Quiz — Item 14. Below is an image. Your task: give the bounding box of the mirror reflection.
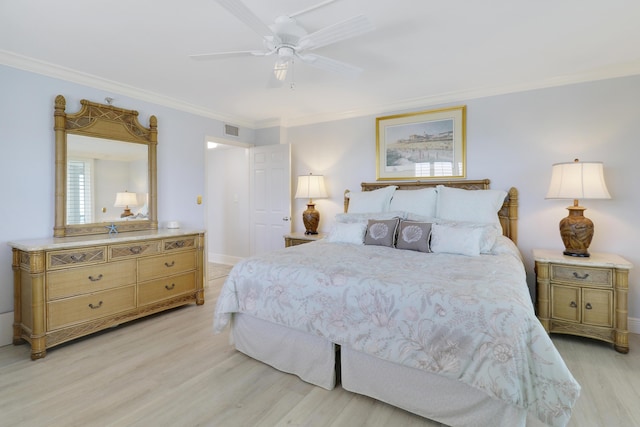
[67,135,149,225]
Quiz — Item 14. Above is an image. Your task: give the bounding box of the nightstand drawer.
[550,264,612,287]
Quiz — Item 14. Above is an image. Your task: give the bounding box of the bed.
[213,179,580,427]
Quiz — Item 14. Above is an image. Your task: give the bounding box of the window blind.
[67,159,94,224]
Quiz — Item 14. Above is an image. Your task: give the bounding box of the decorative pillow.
[430,223,484,256]
[396,220,432,253]
[436,185,507,225]
[364,218,400,247]
[389,188,438,218]
[326,222,367,245]
[335,211,407,224]
[347,186,397,213]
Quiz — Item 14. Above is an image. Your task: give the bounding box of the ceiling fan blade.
[215,0,279,42]
[297,53,362,77]
[189,50,268,60]
[297,15,374,51]
[288,0,339,19]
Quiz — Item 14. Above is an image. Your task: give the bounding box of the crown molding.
[0,50,256,129]
[3,49,640,130]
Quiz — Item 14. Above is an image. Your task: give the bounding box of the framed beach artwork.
[376,105,466,180]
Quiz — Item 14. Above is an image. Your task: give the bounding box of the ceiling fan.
[190,0,375,86]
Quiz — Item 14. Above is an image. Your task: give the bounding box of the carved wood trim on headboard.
[343,179,518,244]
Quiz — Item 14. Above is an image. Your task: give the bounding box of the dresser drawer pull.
[165,283,176,291]
[88,274,103,282]
[569,301,577,308]
[88,301,103,309]
[129,246,143,254]
[176,241,185,248]
[585,303,593,310]
[572,272,589,280]
[165,261,175,268]
[70,254,86,262]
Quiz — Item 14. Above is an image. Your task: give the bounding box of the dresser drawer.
[47,285,136,330]
[163,236,197,252]
[47,247,106,270]
[138,272,196,306]
[137,251,196,282]
[550,264,612,287]
[47,259,137,300]
[109,240,161,260]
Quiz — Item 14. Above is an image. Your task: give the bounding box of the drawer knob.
[176,241,185,248]
[570,301,577,308]
[585,302,593,310]
[129,246,142,254]
[573,272,589,280]
[165,261,175,268]
[88,301,103,309]
[165,283,176,291]
[88,274,103,282]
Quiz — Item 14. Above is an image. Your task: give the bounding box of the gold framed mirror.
[54,95,158,237]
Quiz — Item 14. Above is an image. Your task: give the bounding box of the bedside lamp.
[546,159,611,257]
[295,173,328,235]
[114,191,138,218]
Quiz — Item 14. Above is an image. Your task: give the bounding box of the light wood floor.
[1,275,639,427]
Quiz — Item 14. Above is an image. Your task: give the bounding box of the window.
[67,159,94,224]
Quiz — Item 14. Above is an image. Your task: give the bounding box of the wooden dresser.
[10,229,205,359]
[534,249,632,353]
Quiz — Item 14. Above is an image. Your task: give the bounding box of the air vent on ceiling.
[224,124,239,137]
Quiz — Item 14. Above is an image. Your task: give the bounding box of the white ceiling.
[2,0,640,128]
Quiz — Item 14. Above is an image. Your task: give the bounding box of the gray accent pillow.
[396,220,432,253]
[364,218,399,247]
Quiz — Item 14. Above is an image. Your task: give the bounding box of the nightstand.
[284,232,326,247]
[533,249,632,353]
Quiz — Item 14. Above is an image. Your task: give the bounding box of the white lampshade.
[114,191,138,207]
[546,160,611,200]
[295,174,328,200]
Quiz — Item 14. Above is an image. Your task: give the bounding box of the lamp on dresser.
[295,173,328,235]
[114,191,138,218]
[545,158,611,257]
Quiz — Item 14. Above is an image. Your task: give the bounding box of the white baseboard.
[208,252,243,266]
[629,317,640,335]
[0,311,14,347]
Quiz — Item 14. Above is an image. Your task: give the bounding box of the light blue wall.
[0,64,254,315]
[287,75,640,320]
[2,63,640,328]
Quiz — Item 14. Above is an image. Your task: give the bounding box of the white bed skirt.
[232,313,336,390]
[341,346,547,427]
[231,314,547,427]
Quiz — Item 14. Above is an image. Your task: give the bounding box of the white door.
[250,144,291,255]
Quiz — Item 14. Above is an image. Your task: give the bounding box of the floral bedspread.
[214,237,580,427]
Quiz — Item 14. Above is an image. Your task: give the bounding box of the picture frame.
[376,105,466,180]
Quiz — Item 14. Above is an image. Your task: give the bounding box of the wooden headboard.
[344,179,518,244]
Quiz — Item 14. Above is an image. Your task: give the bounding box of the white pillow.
[435,220,501,253]
[430,223,484,256]
[436,185,507,225]
[335,211,407,224]
[389,188,437,217]
[326,222,367,244]
[347,186,397,213]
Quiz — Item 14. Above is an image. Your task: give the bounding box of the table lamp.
[114,191,138,218]
[546,159,611,257]
[295,173,327,235]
